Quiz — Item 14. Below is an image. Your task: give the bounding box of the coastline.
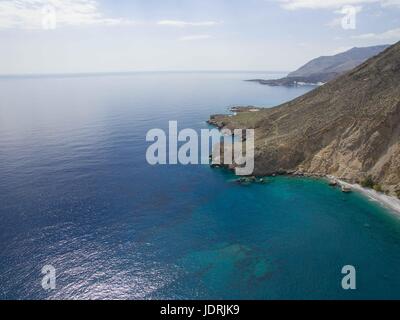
[283,172,400,216]
[286,173,400,216]
[207,111,400,217]
[335,178,400,217]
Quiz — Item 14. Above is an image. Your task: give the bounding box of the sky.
[0,0,399,74]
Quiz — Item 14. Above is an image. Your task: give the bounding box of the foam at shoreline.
[336,179,400,216]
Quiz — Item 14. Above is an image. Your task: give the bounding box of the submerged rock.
[236,176,267,185]
[257,178,267,184]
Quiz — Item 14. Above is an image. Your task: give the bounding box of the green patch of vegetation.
[396,191,400,199]
[360,176,384,193]
[360,176,375,189]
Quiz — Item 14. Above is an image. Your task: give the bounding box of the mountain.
[209,42,400,197]
[247,45,390,87]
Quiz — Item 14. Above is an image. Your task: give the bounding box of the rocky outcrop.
[209,42,400,197]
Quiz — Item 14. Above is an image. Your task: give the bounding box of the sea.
[1,71,400,300]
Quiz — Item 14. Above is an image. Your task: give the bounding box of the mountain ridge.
[247,44,390,87]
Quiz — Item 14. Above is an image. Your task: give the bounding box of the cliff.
[210,42,400,197]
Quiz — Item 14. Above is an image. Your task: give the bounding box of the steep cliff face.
[210,42,400,196]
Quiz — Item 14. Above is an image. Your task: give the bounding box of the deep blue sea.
[1,72,400,300]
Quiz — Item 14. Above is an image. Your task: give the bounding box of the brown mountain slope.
[209,41,400,196]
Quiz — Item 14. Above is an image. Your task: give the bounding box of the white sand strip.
[337,179,400,216]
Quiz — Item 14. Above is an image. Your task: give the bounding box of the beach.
[337,179,400,216]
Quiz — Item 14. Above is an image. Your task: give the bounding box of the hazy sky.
[0,0,399,74]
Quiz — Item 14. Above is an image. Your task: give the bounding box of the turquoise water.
[1,72,400,300]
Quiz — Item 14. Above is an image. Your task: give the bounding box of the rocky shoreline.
[208,42,400,200]
[207,93,400,214]
[208,109,353,179]
[246,77,325,87]
[207,137,400,214]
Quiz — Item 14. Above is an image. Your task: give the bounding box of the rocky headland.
[247,45,390,87]
[209,42,400,198]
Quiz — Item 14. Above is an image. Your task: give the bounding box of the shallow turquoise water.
[0,72,399,299]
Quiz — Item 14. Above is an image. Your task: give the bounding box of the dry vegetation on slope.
[209,42,400,196]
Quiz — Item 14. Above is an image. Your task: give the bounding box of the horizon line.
[0,70,289,79]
